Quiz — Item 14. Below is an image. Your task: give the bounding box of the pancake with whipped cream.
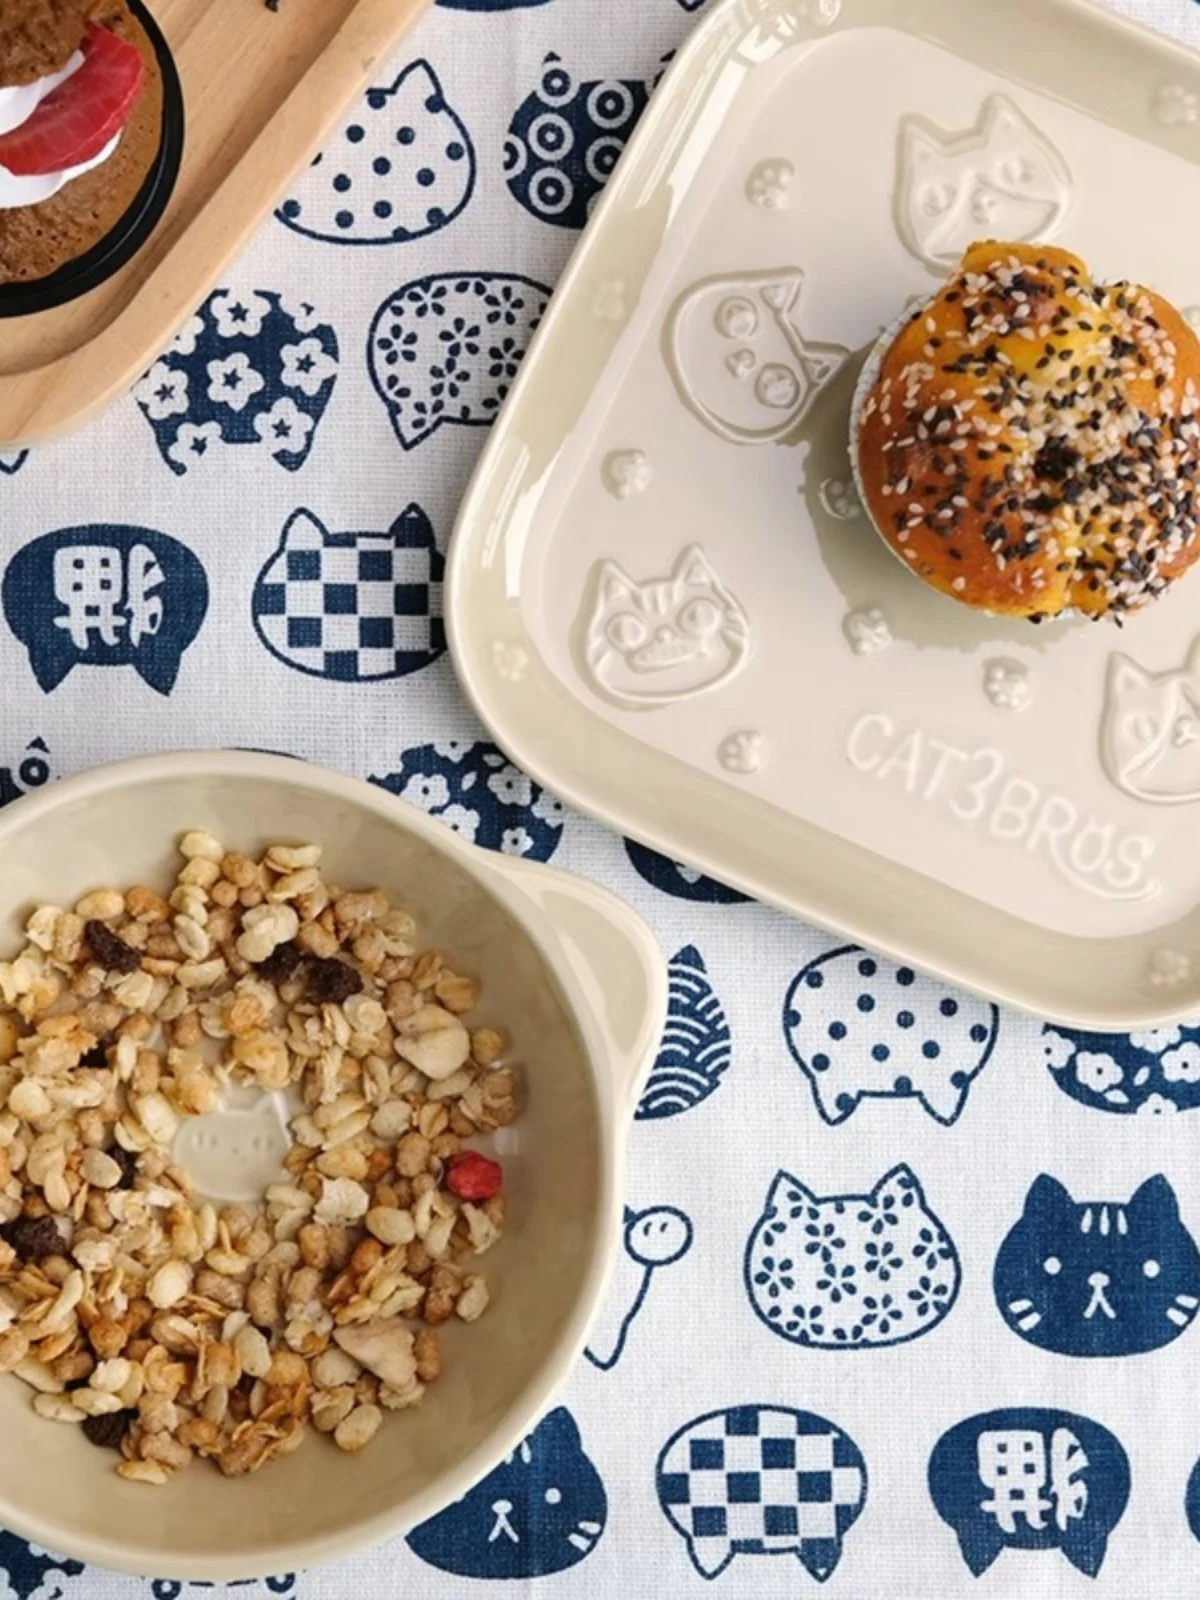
[0,2,163,286]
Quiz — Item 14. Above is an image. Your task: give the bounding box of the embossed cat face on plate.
[896,95,1072,273]
[581,546,750,708]
[1101,638,1200,804]
[664,269,847,445]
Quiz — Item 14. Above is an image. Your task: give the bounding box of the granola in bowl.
[0,831,518,1483]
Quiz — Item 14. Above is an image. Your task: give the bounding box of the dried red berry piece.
[84,920,140,975]
[444,1151,503,1202]
[82,1408,136,1451]
[1,1214,63,1260]
[255,940,303,984]
[306,957,362,1004]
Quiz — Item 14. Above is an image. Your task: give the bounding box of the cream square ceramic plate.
[448,0,1200,1030]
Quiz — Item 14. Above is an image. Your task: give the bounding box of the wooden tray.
[0,0,432,450]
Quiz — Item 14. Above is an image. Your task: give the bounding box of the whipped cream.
[0,50,122,212]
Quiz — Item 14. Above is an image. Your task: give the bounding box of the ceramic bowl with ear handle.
[0,749,666,1580]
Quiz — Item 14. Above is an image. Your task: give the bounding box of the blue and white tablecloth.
[3,0,1200,1594]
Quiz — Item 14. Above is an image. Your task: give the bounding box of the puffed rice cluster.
[0,831,517,1482]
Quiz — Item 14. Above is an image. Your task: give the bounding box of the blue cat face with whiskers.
[994,1174,1200,1357]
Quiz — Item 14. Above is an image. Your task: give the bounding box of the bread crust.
[0,1,95,86]
[0,1,162,286]
[855,241,1200,621]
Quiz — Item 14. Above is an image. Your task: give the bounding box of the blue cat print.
[151,1579,297,1599]
[134,290,338,474]
[745,1163,961,1349]
[624,840,751,903]
[370,742,564,860]
[994,1174,1200,1356]
[586,1204,693,1370]
[277,60,475,245]
[0,737,52,808]
[408,1408,606,1578]
[1185,1451,1200,1545]
[783,946,999,1126]
[252,506,445,684]
[439,0,552,7]
[637,946,732,1120]
[0,449,27,475]
[368,272,550,449]
[0,1533,84,1599]
[1044,1022,1200,1116]
[2,526,208,695]
[506,53,653,229]
[930,1409,1130,1578]
[657,1405,868,1582]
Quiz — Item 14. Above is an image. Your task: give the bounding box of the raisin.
[255,940,303,984]
[444,1151,503,1202]
[82,1409,136,1451]
[1,1214,62,1260]
[83,921,140,975]
[80,1040,110,1069]
[305,958,362,1005]
[110,1147,138,1189]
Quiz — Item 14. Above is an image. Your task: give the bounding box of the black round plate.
[0,0,185,320]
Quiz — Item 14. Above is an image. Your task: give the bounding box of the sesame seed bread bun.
[852,241,1200,622]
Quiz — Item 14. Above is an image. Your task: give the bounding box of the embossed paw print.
[819,477,863,521]
[745,157,795,210]
[718,731,764,775]
[983,658,1033,711]
[593,278,628,323]
[1155,83,1199,126]
[602,450,653,500]
[1149,948,1192,988]
[492,641,529,682]
[843,607,892,656]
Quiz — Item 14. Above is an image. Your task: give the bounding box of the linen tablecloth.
[2,0,1200,1594]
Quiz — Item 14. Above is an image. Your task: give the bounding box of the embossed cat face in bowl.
[0,752,664,1580]
[449,0,1200,1027]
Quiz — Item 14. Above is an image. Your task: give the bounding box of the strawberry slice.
[0,25,144,178]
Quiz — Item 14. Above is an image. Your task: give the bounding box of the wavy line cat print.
[638,945,733,1120]
[896,95,1072,273]
[1101,636,1200,804]
[745,1163,962,1349]
[994,1174,1200,1356]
